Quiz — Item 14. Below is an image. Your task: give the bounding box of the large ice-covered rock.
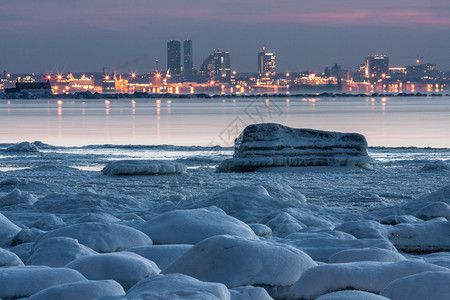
[102,160,187,175]
[217,123,371,172]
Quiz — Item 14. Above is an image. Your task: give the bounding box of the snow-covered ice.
[5,141,40,152]
[217,123,372,172]
[102,159,187,175]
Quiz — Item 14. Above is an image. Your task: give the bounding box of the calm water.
[0,96,449,147]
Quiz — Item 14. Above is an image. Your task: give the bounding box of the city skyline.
[1,0,450,74]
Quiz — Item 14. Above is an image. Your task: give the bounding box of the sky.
[1,0,449,74]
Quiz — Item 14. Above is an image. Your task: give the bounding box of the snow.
[125,273,230,300]
[380,271,450,300]
[415,201,450,220]
[328,247,405,263]
[6,141,40,152]
[0,247,24,266]
[290,260,448,299]
[0,266,87,299]
[28,280,126,300]
[248,223,272,236]
[0,188,38,207]
[163,234,317,288]
[217,123,372,172]
[66,251,161,290]
[421,160,450,170]
[102,159,187,175]
[136,207,257,245]
[37,222,152,252]
[379,214,421,225]
[11,227,45,245]
[27,237,97,267]
[229,286,274,300]
[316,290,389,300]
[0,212,21,246]
[334,220,389,239]
[126,244,192,269]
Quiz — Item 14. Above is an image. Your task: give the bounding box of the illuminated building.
[406,64,437,81]
[258,45,276,77]
[200,49,231,81]
[4,80,51,94]
[365,55,389,80]
[183,39,193,78]
[167,40,181,77]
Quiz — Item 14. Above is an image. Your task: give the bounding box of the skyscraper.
[365,55,389,79]
[183,39,193,78]
[200,49,231,81]
[258,45,276,77]
[167,40,181,77]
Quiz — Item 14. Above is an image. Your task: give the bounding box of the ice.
[125,273,230,300]
[0,247,24,266]
[229,286,274,300]
[248,223,272,237]
[420,252,450,269]
[11,227,45,245]
[0,188,38,207]
[379,214,421,225]
[328,247,405,263]
[75,212,121,224]
[32,214,66,230]
[9,242,34,263]
[66,252,161,290]
[136,207,257,245]
[217,123,372,172]
[380,271,450,300]
[415,201,450,220]
[0,266,87,299]
[290,260,448,299]
[27,237,97,267]
[0,212,21,246]
[421,160,450,170]
[163,234,317,288]
[127,244,192,269]
[334,220,389,239]
[27,280,126,300]
[37,223,152,252]
[6,141,40,152]
[101,159,187,175]
[316,290,389,300]
[265,212,306,237]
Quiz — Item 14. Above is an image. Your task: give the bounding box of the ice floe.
[217,123,372,172]
[136,207,257,244]
[102,159,187,175]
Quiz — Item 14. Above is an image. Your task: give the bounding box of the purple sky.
[1,0,449,74]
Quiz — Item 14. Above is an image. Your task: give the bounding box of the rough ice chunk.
[290,260,448,299]
[217,123,372,172]
[102,159,187,175]
[38,223,152,252]
[66,252,160,290]
[380,271,450,300]
[27,280,125,300]
[0,266,87,299]
[0,188,38,207]
[6,141,40,152]
[163,234,317,288]
[136,207,257,245]
[126,273,230,299]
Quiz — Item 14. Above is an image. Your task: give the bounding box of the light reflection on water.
[0,97,449,148]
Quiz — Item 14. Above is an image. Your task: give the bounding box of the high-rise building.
[365,55,389,79]
[167,40,181,77]
[183,39,193,78]
[258,45,276,77]
[200,49,231,81]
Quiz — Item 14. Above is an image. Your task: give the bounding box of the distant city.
[1,39,449,95]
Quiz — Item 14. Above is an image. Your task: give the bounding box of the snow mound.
[28,280,125,300]
[380,271,450,300]
[32,213,66,230]
[379,214,421,225]
[0,266,86,299]
[0,247,24,266]
[316,290,389,300]
[9,242,34,263]
[291,260,448,299]
[0,177,29,186]
[102,159,187,175]
[421,160,450,170]
[217,123,371,172]
[421,252,450,269]
[126,273,230,299]
[286,238,396,262]
[75,212,120,224]
[0,212,21,246]
[334,220,389,239]
[265,212,305,237]
[136,207,257,245]
[127,244,192,270]
[6,141,40,152]
[329,247,405,263]
[11,228,45,245]
[38,223,152,252]
[415,201,450,220]
[249,223,272,237]
[28,237,97,267]
[190,185,305,223]
[388,219,450,253]
[0,188,38,207]
[230,286,274,300]
[66,252,160,290]
[163,234,317,288]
